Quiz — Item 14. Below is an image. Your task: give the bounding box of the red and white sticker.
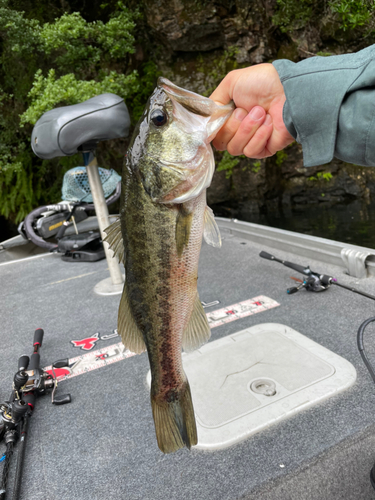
[205,295,279,328]
[45,295,279,381]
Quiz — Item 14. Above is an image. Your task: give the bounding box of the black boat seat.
[31,93,130,159]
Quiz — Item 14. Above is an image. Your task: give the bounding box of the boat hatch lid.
[147,322,356,450]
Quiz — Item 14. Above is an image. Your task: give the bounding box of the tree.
[0,1,157,223]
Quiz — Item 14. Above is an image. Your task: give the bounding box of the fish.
[105,77,234,453]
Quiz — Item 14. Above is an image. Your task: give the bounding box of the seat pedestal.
[85,153,124,295]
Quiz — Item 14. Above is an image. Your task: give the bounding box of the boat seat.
[31,93,130,159]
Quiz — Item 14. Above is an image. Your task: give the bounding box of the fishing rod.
[260,250,375,490]
[259,250,375,301]
[0,329,71,500]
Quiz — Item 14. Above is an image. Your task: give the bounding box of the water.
[2,200,375,250]
[213,200,375,250]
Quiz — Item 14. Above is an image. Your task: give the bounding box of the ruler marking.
[45,295,279,382]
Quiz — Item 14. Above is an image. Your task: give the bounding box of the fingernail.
[233,108,248,122]
[264,114,272,126]
[249,106,265,121]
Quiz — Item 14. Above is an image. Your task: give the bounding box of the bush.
[0,1,157,223]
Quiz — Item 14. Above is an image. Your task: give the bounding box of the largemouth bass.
[105,78,233,453]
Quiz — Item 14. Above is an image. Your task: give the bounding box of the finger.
[243,114,273,159]
[212,107,248,150]
[210,71,238,105]
[226,106,266,156]
[266,128,295,156]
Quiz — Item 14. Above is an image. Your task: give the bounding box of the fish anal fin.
[175,206,193,257]
[104,219,125,265]
[118,286,146,354]
[182,293,211,352]
[203,206,222,248]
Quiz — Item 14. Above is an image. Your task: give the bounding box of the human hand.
[210,63,295,159]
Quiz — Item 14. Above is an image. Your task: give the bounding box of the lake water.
[213,200,375,250]
[2,200,375,250]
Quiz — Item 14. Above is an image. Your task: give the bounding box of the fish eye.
[150,109,167,127]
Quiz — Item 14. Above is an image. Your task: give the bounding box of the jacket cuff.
[273,46,375,167]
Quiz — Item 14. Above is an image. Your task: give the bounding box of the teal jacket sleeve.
[272,45,375,167]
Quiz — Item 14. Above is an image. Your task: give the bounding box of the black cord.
[357,317,375,491]
[357,317,375,385]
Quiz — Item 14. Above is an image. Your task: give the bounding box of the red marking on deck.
[45,295,279,382]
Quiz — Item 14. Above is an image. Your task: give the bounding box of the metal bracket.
[340,248,372,279]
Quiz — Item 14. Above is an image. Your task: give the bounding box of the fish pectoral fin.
[182,293,211,352]
[103,219,125,265]
[118,286,146,354]
[203,206,222,248]
[175,206,193,257]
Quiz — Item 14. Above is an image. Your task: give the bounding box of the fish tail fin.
[151,381,197,454]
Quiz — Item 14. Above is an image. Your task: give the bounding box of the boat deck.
[1,219,375,500]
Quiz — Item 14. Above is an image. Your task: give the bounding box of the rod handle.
[282,261,310,275]
[259,251,276,261]
[33,328,44,348]
[18,356,29,372]
[28,353,40,371]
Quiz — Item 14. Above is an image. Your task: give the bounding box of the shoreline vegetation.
[1,0,375,241]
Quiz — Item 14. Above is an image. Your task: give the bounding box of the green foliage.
[329,0,375,30]
[251,161,262,173]
[308,171,333,182]
[216,151,241,179]
[0,151,40,221]
[20,69,139,125]
[273,0,375,33]
[130,61,161,121]
[272,0,315,32]
[275,150,288,166]
[39,7,139,74]
[316,51,334,57]
[197,46,239,97]
[0,1,157,223]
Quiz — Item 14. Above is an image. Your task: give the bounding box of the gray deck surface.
[1,221,375,500]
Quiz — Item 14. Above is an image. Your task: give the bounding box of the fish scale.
[105,77,234,453]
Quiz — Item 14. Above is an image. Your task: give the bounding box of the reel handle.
[53,359,69,369]
[51,359,72,406]
[52,394,72,405]
[11,400,28,422]
[13,371,28,392]
[22,392,35,410]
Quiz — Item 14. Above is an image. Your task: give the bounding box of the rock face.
[141,0,375,215]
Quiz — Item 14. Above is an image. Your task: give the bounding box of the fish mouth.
[158,77,215,118]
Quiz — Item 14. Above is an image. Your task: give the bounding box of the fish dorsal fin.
[182,293,211,352]
[203,206,222,248]
[175,206,193,257]
[118,286,147,354]
[103,219,125,265]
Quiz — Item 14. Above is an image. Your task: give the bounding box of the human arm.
[210,63,294,159]
[211,45,375,167]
